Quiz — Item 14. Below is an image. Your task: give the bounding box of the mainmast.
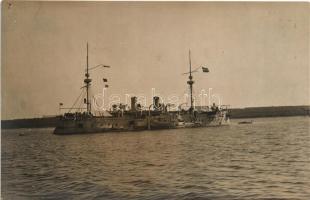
[84,43,92,114]
[187,50,194,112]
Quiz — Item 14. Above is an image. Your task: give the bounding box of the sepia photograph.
[1,1,310,199]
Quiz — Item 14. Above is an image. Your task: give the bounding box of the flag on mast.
[202,67,209,73]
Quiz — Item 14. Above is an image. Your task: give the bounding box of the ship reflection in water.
[2,117,310,199]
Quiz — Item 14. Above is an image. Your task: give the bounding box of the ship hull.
[53,111,229,135]
[54,116,148,135]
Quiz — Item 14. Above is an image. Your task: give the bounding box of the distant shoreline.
[229,105,310,119]
[1,105,309,129]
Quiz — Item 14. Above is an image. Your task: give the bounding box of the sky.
[2,1,309,119]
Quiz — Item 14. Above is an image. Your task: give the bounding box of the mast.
[187,50,194,112]
[84,43,92,114]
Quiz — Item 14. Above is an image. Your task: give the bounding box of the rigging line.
[79,89,87,112]
[69,90,84,112]
[68,89,86,113]
[77,94,85,113]
[182,66,200,75]
[76,90,85,113]
[87,64,110,71]
[89,87,93,113]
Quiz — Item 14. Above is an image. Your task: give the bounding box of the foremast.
[84,43,92,114]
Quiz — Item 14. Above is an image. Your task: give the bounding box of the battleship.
[53,44,230,135]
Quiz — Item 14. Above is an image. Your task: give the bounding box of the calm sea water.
[2,116,310,200]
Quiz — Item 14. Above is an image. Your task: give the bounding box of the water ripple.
[2,117,310,199]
